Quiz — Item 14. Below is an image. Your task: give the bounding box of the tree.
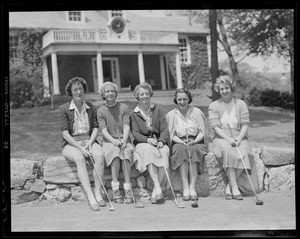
[209,10,220,101]
[226,9,294,96]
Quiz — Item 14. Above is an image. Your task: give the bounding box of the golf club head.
[256,200,264,205]
[135,202,145,208]
[109,207,115,211]
[177,203,185,208]
[191,202,199,208]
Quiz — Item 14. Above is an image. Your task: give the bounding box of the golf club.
[227,123,264,206]
[153,135,185,208]
[185,129,199,208]
[117,129,144,208]
[88,154,115,211]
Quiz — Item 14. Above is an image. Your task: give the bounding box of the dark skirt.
[170,142,207,174]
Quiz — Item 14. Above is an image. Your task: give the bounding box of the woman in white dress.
[208,75,252,200]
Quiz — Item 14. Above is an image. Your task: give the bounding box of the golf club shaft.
[186,129,198,205]
[154,135,182,208]
[117,129,142,207]
[227,124,260,200]
[89,155,115,210]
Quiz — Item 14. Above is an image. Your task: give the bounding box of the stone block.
[267,164,295,192]
[11,158,36,188]
[262,146,294,166]
[238,148,266,196]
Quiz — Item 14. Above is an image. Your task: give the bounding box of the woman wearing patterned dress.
[58,77,106,211]
[166,88,208,201]
[130,82,170,204]
[208,75,252,200]
[97,82,134,204]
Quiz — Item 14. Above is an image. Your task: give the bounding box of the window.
[179,37,190,64]
[9,35,18,63]
[67,11,85,22]
[111,10,123,18]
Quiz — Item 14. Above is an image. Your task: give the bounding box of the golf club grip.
[227,123,236,140]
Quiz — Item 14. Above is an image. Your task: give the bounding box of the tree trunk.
[217,16,241,87]
[289,49,294,97]
[209,10,220,101]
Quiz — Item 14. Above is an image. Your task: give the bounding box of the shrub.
[247,88,294,109]
[10,68,45,108]
[10,75,34,108]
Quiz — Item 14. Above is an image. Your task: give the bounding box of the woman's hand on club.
[147,137,158,146]
[80,146,92,158]
[156,141,164,149]
[120,141,127,150]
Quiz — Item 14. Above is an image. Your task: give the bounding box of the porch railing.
[43,29,179,48]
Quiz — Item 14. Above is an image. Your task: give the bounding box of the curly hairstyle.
[100,82,118,100]
[214,75,236,93]
[173,87,193,104]
[133,82,153,100]
[65,77,88,97]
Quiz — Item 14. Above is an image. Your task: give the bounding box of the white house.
[9,10,210,95]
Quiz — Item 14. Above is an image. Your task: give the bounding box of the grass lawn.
[9,99,295,162]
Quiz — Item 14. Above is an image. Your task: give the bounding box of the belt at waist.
[73,134,90,141]
[179,135,196,140]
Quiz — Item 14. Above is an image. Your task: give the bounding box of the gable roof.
[9,11,209,34]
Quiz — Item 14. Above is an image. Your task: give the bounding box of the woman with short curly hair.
[130,82,170,204]
[97,82,135,204]
[208,75,252,201]
[59,77,106,211]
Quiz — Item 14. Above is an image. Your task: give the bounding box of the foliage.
[10,68,45,108]
[246,88,294,109]
[10,30,46,108]
[17,30,45,73]
[166,38,210,90]
[226,9,293,59]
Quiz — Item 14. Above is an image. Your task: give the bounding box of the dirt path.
[9,191,295,233]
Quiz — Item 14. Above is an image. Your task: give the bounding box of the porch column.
[165,56,170,90]
[51,52,60,95]
[175,51,183,89]
[42,57,50,97]
[159,55,166,90]
[96,51,104,93]
[138,51,145,83]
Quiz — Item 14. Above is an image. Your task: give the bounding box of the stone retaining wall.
[10,146,295,205]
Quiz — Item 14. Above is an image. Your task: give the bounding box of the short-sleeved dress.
[208,98,252,173]
[130,103,170,173]
[97,102,134,166]
[166,106,208,173]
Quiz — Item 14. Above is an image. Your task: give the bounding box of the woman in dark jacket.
[58,77,106,211]
[130,82,170,204]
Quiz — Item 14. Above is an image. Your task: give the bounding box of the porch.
[43,29,179,48]
[42,29,183,97]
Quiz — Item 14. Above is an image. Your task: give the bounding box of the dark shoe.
[113,190,124,204]
[183,195,191,201]
[89,203,100,211]
[96,199,107,207]
[124,190,134,204]
[190,194,198,201]
[156,192,165,204]
[233,194,243,200]
[150,197,157,204]
[225,193,233,200]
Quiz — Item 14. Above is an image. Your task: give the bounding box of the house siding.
[167,35,211,89]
